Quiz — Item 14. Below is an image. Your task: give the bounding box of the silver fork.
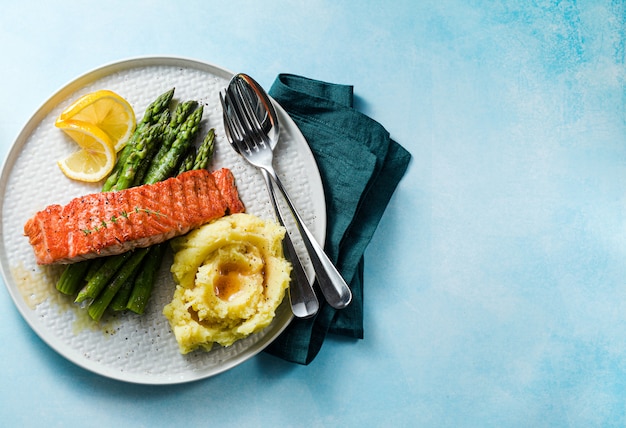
[221,77,352,309]
[221,91,319,319]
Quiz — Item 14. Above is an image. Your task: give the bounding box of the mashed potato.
[163,213,291,354]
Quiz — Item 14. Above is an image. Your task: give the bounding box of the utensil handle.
[268,171,352,309]
[262,170,319,318]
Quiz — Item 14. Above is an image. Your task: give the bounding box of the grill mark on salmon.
[24,169,245,265]
[212,167,246,215]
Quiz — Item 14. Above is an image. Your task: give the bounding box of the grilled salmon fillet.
[24,168,245,265]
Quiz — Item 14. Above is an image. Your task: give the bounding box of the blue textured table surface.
[2,1,625,426]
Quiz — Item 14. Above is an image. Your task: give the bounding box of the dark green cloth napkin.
[263,74,411,365]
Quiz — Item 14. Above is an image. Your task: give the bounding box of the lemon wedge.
[56,89,136,152]
[56,120,117,182]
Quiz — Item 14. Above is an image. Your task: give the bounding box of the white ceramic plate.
[0,57,326,384]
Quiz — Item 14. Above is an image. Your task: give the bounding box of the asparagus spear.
[192,128,215,170]
[75,252,133,303]
[56,260,91,295]
[109,268,140,311]
[88,248,150,321]
[144,101,198,181]
[168,100,198,132]
[102,88,175,192]
[130,87,175,131]
[143,105,204,184]
[137,101,196,186]
[84,258,106,282]
[177,146,196,175]
[112,114,168,191]
[126,244,167,315]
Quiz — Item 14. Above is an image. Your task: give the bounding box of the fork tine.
[220,92,244,146]
[233,79,268,148]
[229,79,269,149]
[228,85,259,150]
[226,88,254,145]
[219,92,238,145]
[222,89,254,154]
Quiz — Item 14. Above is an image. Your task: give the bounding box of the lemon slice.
[56,120,117,182]
[56,89,136,152]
